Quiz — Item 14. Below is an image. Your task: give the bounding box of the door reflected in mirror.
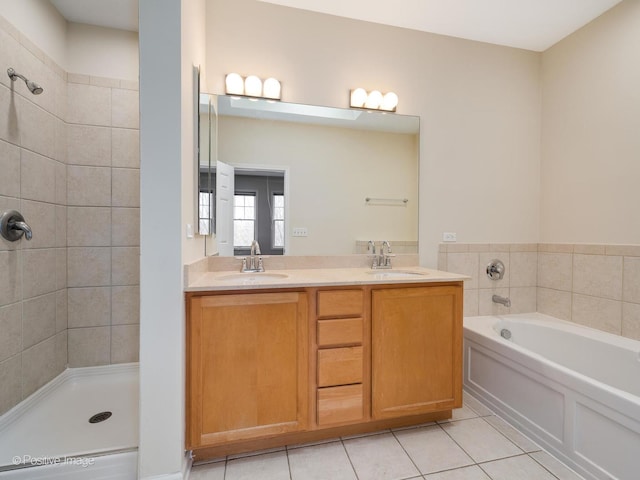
[199,94,419,257]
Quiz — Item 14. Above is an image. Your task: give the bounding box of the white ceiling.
[49,0,622,51]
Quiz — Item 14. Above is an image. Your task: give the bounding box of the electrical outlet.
[443,232,457,242]
[292,227,308,237]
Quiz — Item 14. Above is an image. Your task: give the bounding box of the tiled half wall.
[438,243,640,341]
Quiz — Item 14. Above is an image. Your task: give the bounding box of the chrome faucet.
[241,240,264,272]
[492,294,511,308]
[369,240,395,269]
[0,210,33,242]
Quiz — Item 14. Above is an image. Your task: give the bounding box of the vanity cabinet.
[186,292,309,450]
[186,280,462,459]
[371,286,463,419]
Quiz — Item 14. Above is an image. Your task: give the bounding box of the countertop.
[185,266,468,292]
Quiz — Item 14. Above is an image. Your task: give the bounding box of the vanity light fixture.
[350,88,398,112]
[225,73,281,100]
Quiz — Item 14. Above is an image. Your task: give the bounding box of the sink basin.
[217,272,289,282]
[365,270,426,278]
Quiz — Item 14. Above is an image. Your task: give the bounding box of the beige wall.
[219,116,418,255]
[541,0,640,244]
[205,0,542,267]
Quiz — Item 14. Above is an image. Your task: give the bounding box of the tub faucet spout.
[492,294,511,308]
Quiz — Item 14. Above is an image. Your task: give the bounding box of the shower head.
[7,68,43,95]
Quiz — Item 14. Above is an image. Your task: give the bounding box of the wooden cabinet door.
[187,292,308,448]
[371,285,462,420]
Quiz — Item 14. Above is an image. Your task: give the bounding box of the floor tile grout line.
[339,437,362,480]
[284,448,293,480]
[527,451,570,480]
[390,429,427,478]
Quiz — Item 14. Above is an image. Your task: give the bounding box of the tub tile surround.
[190,392,584,480]
[0,15,139,415]
[439,243,640,340]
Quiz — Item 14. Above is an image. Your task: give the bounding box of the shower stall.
[0,7,140,479]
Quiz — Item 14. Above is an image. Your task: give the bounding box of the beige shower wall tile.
[437,252,447,271]
[510,243,537,252]
[112,286,140,325]
[22,292,56,349]
[623,257,640,304]
[478,253,509,289]
[573,244,606,255]
[56,289,67,333]
[21,199,56,249]
[67,124,111,166]
[55,205,66,248]
[21,149,56,204]
[447,253,479,290]
[509,287,537,314]
[68,287,111,328]
[538,244,574,253]
[55,330,67,372]
[112,168,140,207]
[22,335,58,397]
[0,196,21,251]
[606,245,640,257]
[111,324,139,364]
[572,294,622,335]
[119,79,138,91]
[67,247,111,287]
[54,118,66,164]
[111,88,139,129]
[573,254,622,300]
[67,206,111,247]
[56,247,67,289]
[112,247,140,285]
[67,83,111,126]
[0,250,21,305]
[112,128,139,168]
[91,76,120,88]
[622,303,640,341]
[67,165,111,206]
[510,252,538,287]
[112,208,140,246]
[0,303,21,362]
[463,289,479,317]
[0,84,20,145]
[537,288,571,321]
[22,248,56,299]
[55,161,66,204]
[68,326,110,367]
[538,252,572,291]
[0,355,22,415]
[0,139,20,198]
[19,99,57,159]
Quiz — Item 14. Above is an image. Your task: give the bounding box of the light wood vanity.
[186,268,463,461]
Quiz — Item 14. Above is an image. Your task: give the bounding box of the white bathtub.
[0,363,138,479]
[464,313,640,480]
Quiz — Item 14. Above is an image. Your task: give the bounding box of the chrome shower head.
[7,68,44,95]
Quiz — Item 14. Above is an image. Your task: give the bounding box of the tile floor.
[190,392,584,480]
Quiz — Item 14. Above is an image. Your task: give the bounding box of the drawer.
[317,290,363,318]
[318,346,363,387]
[318,318,363,347]
[317,384,363,425]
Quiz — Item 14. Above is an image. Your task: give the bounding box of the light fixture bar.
[350,88,398,112]
[225,73,281,100]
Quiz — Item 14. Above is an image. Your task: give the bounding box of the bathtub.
[0,363,138,479]
[464,313,640,480]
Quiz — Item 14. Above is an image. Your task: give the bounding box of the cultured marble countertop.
[185,266,468,292]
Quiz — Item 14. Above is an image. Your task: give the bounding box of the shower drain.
[89,411,112,424]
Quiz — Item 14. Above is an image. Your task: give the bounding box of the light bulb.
[244,75,262,97]
[381,92,398,111]
[364,90,383,109]
[263,77,281,99]
[350,88,367,108]
[225,73,244,95]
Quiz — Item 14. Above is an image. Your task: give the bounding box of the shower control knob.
[486,259,505,280]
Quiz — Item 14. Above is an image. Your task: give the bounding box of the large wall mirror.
[198,94,420,257]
